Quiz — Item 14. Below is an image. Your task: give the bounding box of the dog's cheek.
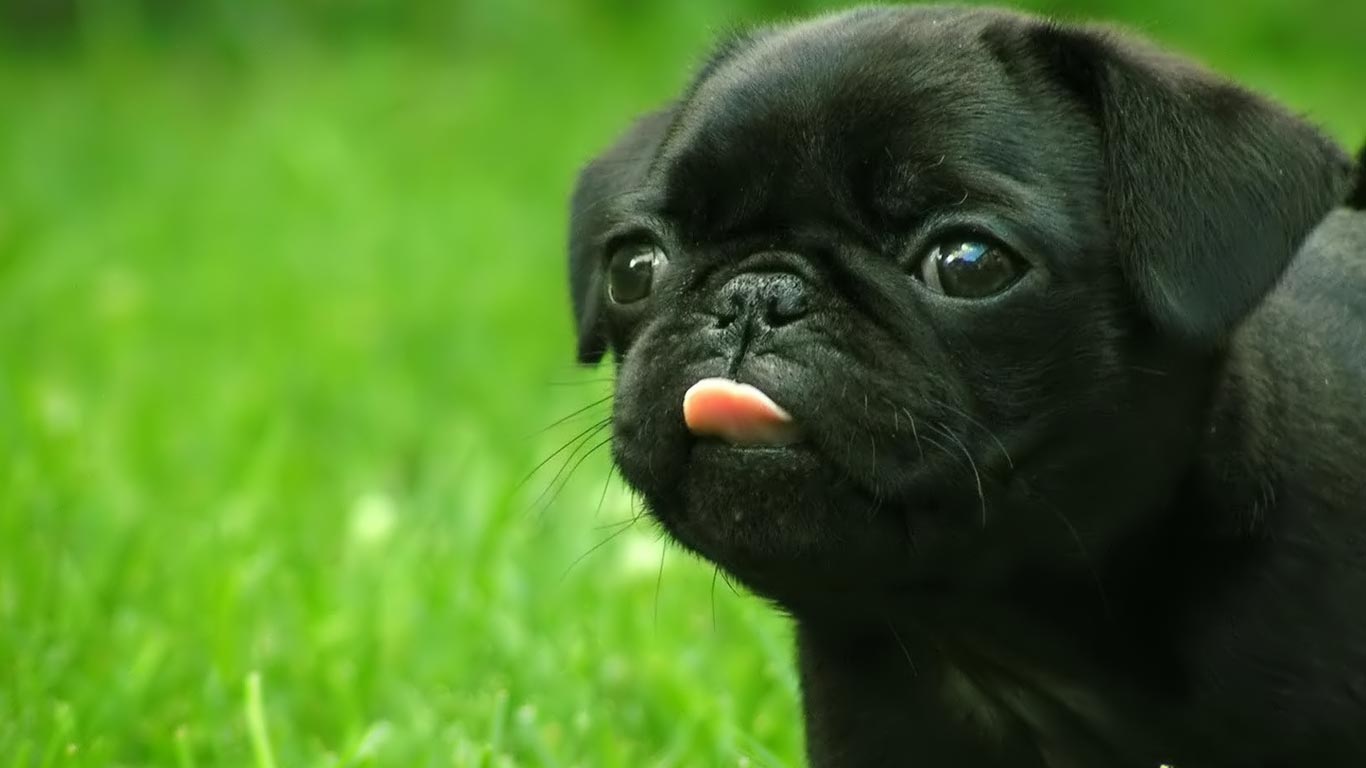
[607,323,699,500]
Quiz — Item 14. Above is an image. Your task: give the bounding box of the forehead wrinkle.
[652,6,1099,248]
[665,8,915,167]
[685,11,873,114]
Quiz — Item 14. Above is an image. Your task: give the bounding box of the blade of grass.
[174,725,197,768]
[244,672,278,768]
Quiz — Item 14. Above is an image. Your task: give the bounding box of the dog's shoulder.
[1235,208,1366,414]
[1218,206,1366,515]
[1279,207,1366,323]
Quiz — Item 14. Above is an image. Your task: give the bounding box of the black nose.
[713,271,813,331]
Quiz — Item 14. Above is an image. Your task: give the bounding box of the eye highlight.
[916,240,1027,298]
[607,244,669,304]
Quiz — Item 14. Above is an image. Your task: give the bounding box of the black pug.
[566,5,1366,767]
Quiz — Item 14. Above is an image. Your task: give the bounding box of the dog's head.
[566,6,1350,614]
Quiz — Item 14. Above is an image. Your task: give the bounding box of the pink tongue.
[683,378,800,446]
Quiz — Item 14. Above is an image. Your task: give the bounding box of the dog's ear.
[568,106,675,365]
[1024,22,1352,345]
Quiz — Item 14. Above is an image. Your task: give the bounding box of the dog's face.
[567,6,1348,614]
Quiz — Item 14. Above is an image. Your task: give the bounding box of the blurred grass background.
[0,1,1361,766]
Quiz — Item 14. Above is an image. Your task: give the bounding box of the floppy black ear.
[567,106,675,365]
[1027,23,1352,345]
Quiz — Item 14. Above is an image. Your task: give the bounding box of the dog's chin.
[644,438,915,601]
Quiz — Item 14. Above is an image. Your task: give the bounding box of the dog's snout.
[713,271,812,330]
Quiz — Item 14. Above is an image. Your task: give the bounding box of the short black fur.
[565,5,1365,767]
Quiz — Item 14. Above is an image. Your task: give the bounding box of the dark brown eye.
[607,245,668,304]
[917,240,1026,298]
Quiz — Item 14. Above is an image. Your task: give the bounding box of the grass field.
[1,2,1362,766]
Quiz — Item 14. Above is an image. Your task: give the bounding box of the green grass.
[0,2,1362,766]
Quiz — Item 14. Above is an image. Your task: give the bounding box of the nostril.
[764,287,810,327]
[763,297,783,327]
[713,293,744,329]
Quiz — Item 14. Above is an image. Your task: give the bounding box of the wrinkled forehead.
[652,10,1094,239]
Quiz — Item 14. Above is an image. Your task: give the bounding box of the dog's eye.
[607,244,668,304]
[917,240,1026,298]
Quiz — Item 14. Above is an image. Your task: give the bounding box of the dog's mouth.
[608,371,954,604]
[669,377,876,575]
[682,377,804,447]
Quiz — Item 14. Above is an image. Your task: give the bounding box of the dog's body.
[567,6,1366,766]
